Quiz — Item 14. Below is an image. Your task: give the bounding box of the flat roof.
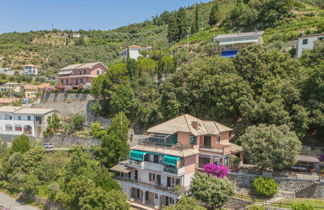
[215,31,264,40]
[0,106,56,115]
[299,33,324,39]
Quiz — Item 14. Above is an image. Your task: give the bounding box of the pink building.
[57,62,107,88]
[111,114,243,209]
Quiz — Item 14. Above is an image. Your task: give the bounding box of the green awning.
[163,155,180,167]
[130,150,146,161]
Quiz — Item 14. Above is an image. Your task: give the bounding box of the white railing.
[144,162,163,172]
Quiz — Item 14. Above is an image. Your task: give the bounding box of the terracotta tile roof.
[24,83,50,90]
[60,62,106,71]
[147,114,232,136]
[131,144,199,157]
[0,98,20,104]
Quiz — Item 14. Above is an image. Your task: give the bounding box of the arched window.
[23,125,32,135]
[5,124,12,131]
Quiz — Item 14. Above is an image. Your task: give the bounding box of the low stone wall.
[223,197,253,210]
[228,173,324,198]
[43,135,100,147]
[0,134,38,142]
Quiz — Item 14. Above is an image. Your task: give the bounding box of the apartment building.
[57,62,107,88]
[111,114,243,209]
[214,31,264,57]
[0,106,56,137]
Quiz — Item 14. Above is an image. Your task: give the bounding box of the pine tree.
[167,15,179,43]
[191,5,199,34]
[209,4,219,26]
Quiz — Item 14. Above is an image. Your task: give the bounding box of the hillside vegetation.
[0,0,322,73]
[0,0,323,146]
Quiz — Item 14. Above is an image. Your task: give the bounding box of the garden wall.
[227,173,324,199]
[43,135,100,147]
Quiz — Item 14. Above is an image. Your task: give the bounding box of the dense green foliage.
[190,172,234,209]
[163,196,206,210]
[291,202,314,210]
[241,124,302,170]
[0,143,128,210]
[11,135,31,154]
[252,177,278,198]
[97,112,130,168]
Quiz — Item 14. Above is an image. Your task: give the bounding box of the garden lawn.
[270,199,324,209]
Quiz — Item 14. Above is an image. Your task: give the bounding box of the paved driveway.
[0,192,39,210]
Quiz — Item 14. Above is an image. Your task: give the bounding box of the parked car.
[43,143,54,149]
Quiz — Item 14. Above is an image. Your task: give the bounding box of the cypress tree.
[209,4,219,26]
[167,15,178,43]
[191,5,199,34]
[177,8,188,40]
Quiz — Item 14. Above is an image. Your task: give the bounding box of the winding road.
[0,192,39,210]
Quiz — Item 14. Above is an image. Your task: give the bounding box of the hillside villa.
[111,114,243,209]
[0,82,22,93]
[214,31,264,57]
[297,33,324,57]
[23,64,38,75]
[0,106,56,137]
[57,62,107,88]
[24,83,50,99]
[121,45,152,60]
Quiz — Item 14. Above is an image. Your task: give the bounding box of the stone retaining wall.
[43,135,100,147]
[228,173,324,198]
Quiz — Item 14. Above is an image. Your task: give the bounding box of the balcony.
[163,167,177,174]
[128,160,144,169]
[143,161,163,172]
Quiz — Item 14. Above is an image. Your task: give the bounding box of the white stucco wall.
[297,35,324,57]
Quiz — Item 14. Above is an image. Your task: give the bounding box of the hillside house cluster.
[111,114,242,209]
[57,62,107,88]
[0,106,56,137]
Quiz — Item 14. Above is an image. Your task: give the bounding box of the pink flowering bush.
[203,164,228,178]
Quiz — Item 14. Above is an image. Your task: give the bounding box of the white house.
[297,33,324,57]
[0,106,56,138]
[214,31,264,57]
[121,45,152,60]
[23,64,38,75]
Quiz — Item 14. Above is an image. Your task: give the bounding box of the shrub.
[203,164,228,178]
[252,177,278,198]
[11,135,31,154]
[292,202,314,210]
[248,204,266,210]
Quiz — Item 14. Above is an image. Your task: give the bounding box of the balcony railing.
[163,167,177,174]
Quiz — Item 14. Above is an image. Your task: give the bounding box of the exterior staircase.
[295,181,319,198]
